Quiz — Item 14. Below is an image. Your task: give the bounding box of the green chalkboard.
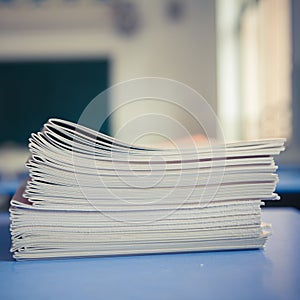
[0,59,110,145]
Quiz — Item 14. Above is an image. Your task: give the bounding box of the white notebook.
[10,118,285,260]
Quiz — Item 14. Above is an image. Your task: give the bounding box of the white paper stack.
[10,118,285,260]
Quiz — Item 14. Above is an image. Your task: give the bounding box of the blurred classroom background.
[0,0,299,210]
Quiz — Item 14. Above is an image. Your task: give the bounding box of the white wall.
[110,0,218,144]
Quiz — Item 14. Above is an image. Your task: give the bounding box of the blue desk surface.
[276,166,300,193]
[0,208,299,300]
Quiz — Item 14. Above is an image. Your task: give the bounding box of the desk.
[276,166,300,194]
[0,208,299,300]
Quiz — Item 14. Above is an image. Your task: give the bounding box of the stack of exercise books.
[10,118,285,260]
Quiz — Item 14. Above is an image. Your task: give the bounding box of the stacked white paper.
[10,118,285,260]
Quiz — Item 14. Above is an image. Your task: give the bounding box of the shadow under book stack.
[10,119,285,260]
